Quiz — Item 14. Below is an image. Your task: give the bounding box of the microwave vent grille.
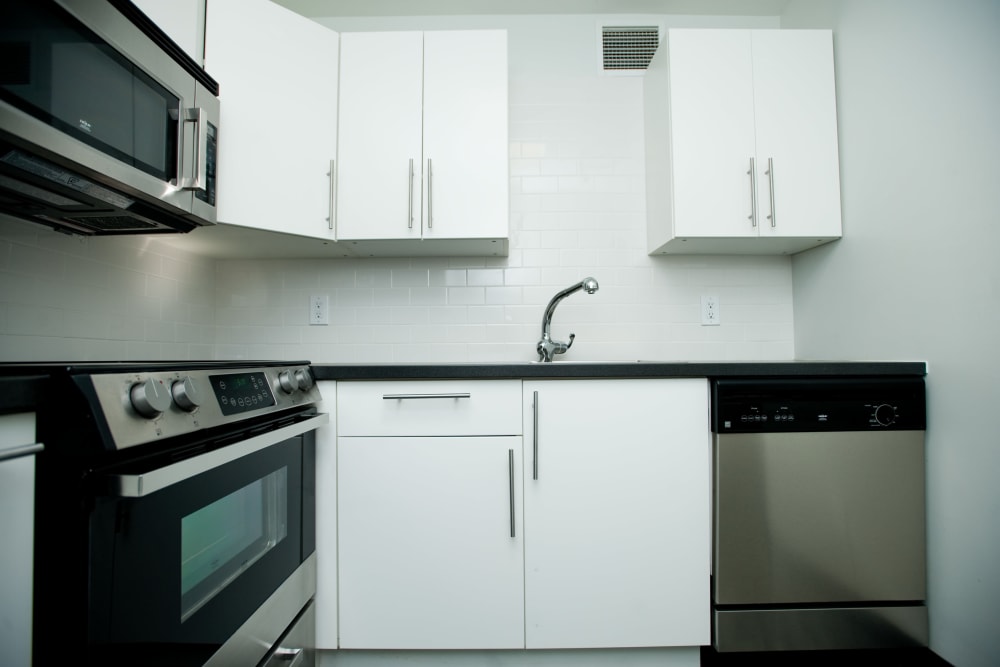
[65,215,161,232]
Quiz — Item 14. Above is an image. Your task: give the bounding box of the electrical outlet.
[701,295,720,326]
[309,294,329,325]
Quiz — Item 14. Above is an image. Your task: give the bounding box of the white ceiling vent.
[600,25,660,73]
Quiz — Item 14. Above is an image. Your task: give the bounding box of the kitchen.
[0,1,997,666]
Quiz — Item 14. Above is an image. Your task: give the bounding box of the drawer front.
[337,380,522,436]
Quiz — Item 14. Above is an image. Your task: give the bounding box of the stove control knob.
[130,378,172,418]
[874,403,897,426]
[171,376,204,412]
[278,370,297,394]
[294,368,314,391]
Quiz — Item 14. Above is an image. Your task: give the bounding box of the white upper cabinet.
[644,29,842,255]
[336,30,509,256]
[205,0,339,239]
[131,0,205,65]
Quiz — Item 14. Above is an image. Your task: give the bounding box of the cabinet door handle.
[508,448,516,538]
[532,390,539,481]
[765,157,776,227]
[747,157,757,228]
[327,159,336,231]
[426,158,433,229]
[381,392,471,400]
[0,442,43,463]
[408,158,415,229]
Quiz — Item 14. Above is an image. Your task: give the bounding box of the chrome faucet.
[536,277,599,362]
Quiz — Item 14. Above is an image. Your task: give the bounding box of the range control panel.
[84,364,321,450]
[712,377,926,433]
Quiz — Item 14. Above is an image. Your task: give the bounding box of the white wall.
[0,215,215,360]
[782,1,1000,666]
[212,12,794,364]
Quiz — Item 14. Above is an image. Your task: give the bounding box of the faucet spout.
[537,277,599,362]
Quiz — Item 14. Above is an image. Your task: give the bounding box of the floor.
[700,646,954,666]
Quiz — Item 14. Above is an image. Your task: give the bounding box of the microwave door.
[184,81,219,224]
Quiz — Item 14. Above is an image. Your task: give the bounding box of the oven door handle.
[107,414,329,498]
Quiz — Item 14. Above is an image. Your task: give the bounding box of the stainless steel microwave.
[0,0,219,235]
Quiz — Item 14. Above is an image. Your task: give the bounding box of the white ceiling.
[271,0,792,18]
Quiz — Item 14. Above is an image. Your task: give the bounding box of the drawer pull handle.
[381,393,472,400]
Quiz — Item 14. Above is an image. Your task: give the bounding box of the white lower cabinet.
[338,435,524,649]
[314,381,338,649]
[331,378,710,650]
[336,380,523,649]
[523,379,711,648]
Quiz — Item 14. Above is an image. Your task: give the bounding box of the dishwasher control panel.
[711,377,926,433]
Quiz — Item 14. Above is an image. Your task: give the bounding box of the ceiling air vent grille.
[601,26,659,71]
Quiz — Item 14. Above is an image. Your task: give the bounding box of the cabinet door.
[336,32,424,241]
[667,29,758,240]
[338,436,524,649]
[205,0,339,238]
[522,379,710,648]
[314,382,337,649]
[131,0,205,65]
[422,31,508,241]
[751,30,843,239]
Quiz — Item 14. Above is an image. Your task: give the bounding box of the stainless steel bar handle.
[181,107,208,191]
[426,158,433,229]
[108,414,330,497]
[532,390,539,480]
[408,158,414,229]
[508,448,516,538]
[274,647,306,667]
[327,159,336,231]
[766,157,776,227]
[381,392,471,400]
[747,157,757,227]
[0,442,44,463]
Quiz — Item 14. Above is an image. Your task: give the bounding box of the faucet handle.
[565,333,575,351]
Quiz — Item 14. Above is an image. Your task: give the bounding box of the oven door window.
[181,466,288,621]
[89,435,307,657]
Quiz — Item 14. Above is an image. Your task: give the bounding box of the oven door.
[87,413,325,666]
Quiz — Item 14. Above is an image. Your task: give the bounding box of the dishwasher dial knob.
[294,368,314,391]
[278,370,297,394]
[874,403,897,426]
[171,376,204,412]
[129,378,172,418]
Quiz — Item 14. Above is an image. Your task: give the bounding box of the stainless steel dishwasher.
[711,377,928,653]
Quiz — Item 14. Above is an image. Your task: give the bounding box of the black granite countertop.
[0,360,927,414]
[312,360,927,381]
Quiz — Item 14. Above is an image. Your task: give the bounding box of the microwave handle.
[181,107,208,191]
[106,413,329,497]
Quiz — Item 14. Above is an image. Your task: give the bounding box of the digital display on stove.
[209,372,276,415]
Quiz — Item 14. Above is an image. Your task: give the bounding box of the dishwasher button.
[874,403,897,426]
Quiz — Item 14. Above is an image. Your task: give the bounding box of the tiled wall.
[0,215,215,361]
[213,69,794,363]
[0,13,795,364]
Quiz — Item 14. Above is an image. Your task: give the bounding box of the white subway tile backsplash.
[0,16,796,364]
[447,287,486,306]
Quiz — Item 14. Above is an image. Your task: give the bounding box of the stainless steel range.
[24,361,326,666]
